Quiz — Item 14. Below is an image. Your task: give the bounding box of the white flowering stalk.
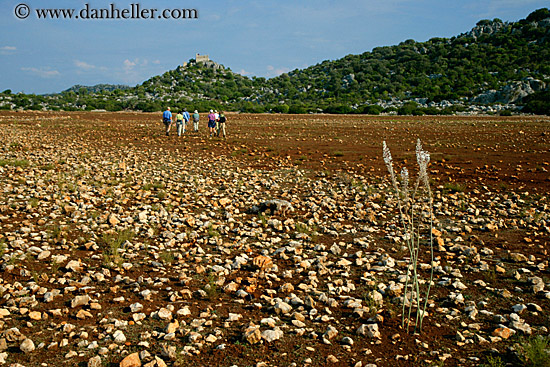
[383,141,398,193]
[400,167,409,205]
[382,139,434,334]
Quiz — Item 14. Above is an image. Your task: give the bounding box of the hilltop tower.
[182,53,221,71]
[195,53,210,63]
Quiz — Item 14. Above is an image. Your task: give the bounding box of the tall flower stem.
[382,139,434,334]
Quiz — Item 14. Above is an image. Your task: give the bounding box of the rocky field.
[0,111,549,367]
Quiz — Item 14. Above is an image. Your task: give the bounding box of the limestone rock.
[357,324,381,339]
[20,338,35,353]
[120,352,141,367]
[244,325,261,344]
[71,295,90,308]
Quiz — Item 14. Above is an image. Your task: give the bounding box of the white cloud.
[266,65,290,77]
[123,59,137,72]
[21,67,60,78]
[1,46,16,55]
[239,68,253,76]
[119,58,152,84]
[74,60,95,71]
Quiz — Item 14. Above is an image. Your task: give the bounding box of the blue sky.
[1,0,547,94]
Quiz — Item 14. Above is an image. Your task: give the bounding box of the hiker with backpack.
[192,110,200,132]
[175,110,184,137]
[162,107,173,136]
[217,111,227,138]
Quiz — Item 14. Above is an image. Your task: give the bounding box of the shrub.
[499,109,513,116]
[526,8,550,22]
[398,101,419,115]
[522,91,550,115]
[519,335,550,367]
[288,105,307,114]
[422,107,441,115]
[272,104,289,113]
[360,105,383,115]
[324,104,353,114]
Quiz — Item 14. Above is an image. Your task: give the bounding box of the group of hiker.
[162,107,227,138]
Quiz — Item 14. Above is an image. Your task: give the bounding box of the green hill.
[63,84,131,94]
[1,8,548,115]
[259,8,549,113]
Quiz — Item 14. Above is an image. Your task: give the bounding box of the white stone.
[261,328,283,342]
[113,330,126,344]
[20,338,35,353]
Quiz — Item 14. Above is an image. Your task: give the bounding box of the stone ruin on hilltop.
[182,53,222,70]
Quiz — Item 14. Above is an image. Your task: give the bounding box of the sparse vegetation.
[40,163,55,171]
[519,335,550,367]
[100,229,135,268]
[207,224,220,238]
[159,250,175,264]
[0,239,7,259]
[50,259,61,274]
[480,355,505,367]
[443,182,466,193]
[258,213,267,228]
[0,159,30,167]
[203,272,220,299]
[47,225,63,242]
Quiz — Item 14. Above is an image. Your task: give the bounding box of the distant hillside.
[1,8,548,115]
[128,58,264,112]
[258,7,549,113]
[63,84,132,94]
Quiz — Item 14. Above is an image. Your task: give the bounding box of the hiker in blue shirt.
[162,107,173,136]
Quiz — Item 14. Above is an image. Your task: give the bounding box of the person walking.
[175,110,184,137]
[214,110,220,136]
[208,109,217,137]
[192,110,200,132]
[217,111,227,138]
[162,107,173,136]
[182,108,191,135]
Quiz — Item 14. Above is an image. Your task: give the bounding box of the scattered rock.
[20,338,35,353]
[119,352,141,367]
[244,325,261,344]
[71,295,90,308]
